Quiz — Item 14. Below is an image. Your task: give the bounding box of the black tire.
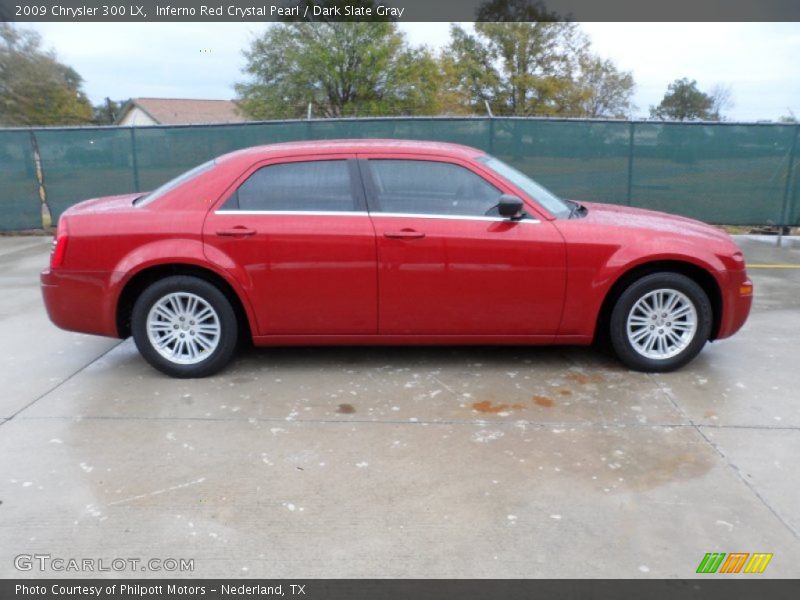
[609,272,712,372]
[131,275,238,378]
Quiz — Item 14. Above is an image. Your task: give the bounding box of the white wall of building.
[118,106,158,126]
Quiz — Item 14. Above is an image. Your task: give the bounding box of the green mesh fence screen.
[34,127,136,222]
[630,123,798,224]
[0,130,41,231]
[492,119,631,205]
[2,118,797,229]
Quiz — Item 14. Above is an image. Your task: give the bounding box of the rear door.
[361,155,566,336]
[203,155,377,336]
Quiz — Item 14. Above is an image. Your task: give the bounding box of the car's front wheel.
[609,272,712,372]
[131,275,238,378]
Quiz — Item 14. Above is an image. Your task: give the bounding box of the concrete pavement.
[0,235,798,578]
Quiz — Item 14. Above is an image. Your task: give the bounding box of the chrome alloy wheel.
[625,288,698,360]
[146,292,221,365]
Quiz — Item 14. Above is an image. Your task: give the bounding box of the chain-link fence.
[1,117,798,231]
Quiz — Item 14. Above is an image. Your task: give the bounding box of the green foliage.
[577,55,635,118]
[442,21,634,117]
[650,78,718,121]
[237,0,632,120]
[235,21,442,119]
[92,97,129,125]
[0,23,93,126]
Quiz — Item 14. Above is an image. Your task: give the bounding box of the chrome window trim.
[214,210,540,224]
[215,210,369,216]
[373,212,541,224]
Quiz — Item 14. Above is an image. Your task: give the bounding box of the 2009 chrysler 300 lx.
[41,139,753,378]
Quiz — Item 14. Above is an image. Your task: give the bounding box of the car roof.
[218,139,485,163]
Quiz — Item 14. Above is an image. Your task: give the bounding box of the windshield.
[134,160,215,206]
[477,155,571,219]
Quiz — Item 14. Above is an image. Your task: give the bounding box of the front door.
[362,157,566,336]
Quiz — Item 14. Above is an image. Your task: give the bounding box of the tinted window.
[367,160,502,217]
[135,160,214,206]
[227,160,355,212]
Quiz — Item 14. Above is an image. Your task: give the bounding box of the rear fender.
[109,239,259,335]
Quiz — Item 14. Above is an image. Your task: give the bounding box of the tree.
[438,24,502,114]
[0,24,93,126]
[92,97,128,125]
[709,83,734,120]
[576,54,635,118]
[442,19,633,117]
[649,78,730,121]
[235,21,442,119]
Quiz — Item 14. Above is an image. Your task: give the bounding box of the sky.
[20,21,800,122]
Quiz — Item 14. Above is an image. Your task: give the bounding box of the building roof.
[118,98,247,125]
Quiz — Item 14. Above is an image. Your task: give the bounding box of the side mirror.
[497,195,525,220]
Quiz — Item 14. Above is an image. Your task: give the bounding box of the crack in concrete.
[0,341,124,430]
[648,373,800,540]
[12,413,800,431]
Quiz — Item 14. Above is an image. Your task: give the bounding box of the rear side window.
[224,160,355,212]
[135,160,215,206]
[367,159,502,217]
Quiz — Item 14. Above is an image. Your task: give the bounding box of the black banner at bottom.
[2,579,799,600]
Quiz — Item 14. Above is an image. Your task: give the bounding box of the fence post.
[626,121,635,206]
[792,130,800,232]
[29,129,51,228]
[487,116,495,155]
[778,124,798,247]
[130,127,140,193]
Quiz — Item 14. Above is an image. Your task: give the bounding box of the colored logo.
[696,552,773,574]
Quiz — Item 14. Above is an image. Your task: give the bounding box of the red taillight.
[50,218,69,269]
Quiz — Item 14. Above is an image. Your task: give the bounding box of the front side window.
[367,159,503,217]
[225,160,355,212]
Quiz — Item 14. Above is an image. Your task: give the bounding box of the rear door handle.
[216,227,256,237]
[384,230,425,239]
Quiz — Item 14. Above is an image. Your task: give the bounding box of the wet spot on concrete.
[533,396,554,408]
[565,372,605,385]
[555,433,714,492]
[557,389,572,396]
[336,403,356,414]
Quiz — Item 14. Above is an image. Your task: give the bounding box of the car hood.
[63,192,145,215]
[577,201,732,244]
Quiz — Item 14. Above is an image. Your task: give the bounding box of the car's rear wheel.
[131,276,238,378]
[609,272,712,372]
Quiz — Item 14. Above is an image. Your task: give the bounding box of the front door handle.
[216,227,256,237]
[384,229,425,239]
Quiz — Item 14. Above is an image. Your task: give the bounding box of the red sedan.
[41,140,752,378]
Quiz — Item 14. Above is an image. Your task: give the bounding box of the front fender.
[558,236,727,338]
